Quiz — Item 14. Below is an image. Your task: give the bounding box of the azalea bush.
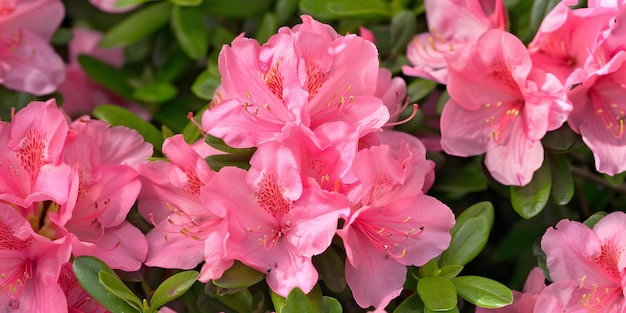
[2,0,626,312]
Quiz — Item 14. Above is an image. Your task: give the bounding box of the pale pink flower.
[337,144,454,310]
[402,0,507,84]
[138,134,225,271]
[566,7,626,175]
[89,0,138,13]
[202,15,388,148]
[202,142,349,296]
[539,211,626,311]
[0,204,72,312]
[440,29,571,186]
[58,263,108,313]
[0,0,65,95]
[476,267,546,313]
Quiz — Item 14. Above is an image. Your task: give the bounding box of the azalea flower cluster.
[0,99,152,311]
[478,211,626,312]
[137,15,455,311]
[404,0,626,186]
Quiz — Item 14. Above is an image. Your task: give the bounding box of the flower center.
[484,100,523,144]
[591,91,625,139]
[256,173,292,218]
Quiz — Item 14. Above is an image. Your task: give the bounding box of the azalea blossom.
[539,211,626,311]
[402,0,507,84]
[202,15,388,148]
[201,142,349,296]
[440,29,571,186]
[337,143,454,310]
[0,0,65,95]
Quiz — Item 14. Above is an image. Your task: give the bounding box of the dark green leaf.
[300,0,391,20]
[200,0,271,17]
[170,0,202,5]
[93,105,164,151]
[393,292,424,313]
[313,247,346,293]
[525,0,560,42]
[205,134,256,154]
[78,55,133,99]
[191,66,221,100]
[431,161,488,198]
[213,261,265,290]
[100,2,172,48]
[407,79,437,102]
[275,0,299,24]
[155,49,194,83]
[133,83,178,104]
[548,153,573,205]
[116,0,155,9]
[604,171,626,186]
[451,276,513,308]
[542,124,578,152]
[439,216,490,267]
[323,296,342,313]
[271,286,324,313]
[510,158,552,219]
[150,270,199,310]
[583,211,608,228]
[172,5,209,59]
[450,201,494,237]
[255,13,279,44]
[212,289,254,312]
[98,271,143,311]
[73,256,139,313]
[417,277,457,311]
[391,10,416,53]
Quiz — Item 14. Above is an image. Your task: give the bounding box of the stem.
[569,166,626,194]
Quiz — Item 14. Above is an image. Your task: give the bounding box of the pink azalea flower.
[0,0,65,95]
[566,8,626,175]
[402,0,507,84]
[55,116,151,271]
[0,204,72,312]
[376,68,409,128]
[0,99,72,211]
[58,28,148,118]
[539,211,626,311]
[440,29,571,186]
[138,134,225,271]
[89,0,138,13]
[202,15,388,148]
[337,144,454,310]
[202,142,349,296]
[58,263,108,313]
[476,267,546,313]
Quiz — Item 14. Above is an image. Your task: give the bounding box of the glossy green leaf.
[419,258,439,277]
[170,0,202,5]
[271,286,324,313]
[510,159,552,219]
[200,0,271,17]
[525,0,560,41]
[439,216,490,267]
[172,5,209,59]
[213,261,265,290]
[212,289,254,312]
[451,201,494,237]
[275,0,299,24]
[424,307,459,313]
[391,10,416,53]
[417,277,457,311]
[323,296,342,313]
[451,276,513,308]
[542,124,578,152]
[438,265,464,280]
[300,0,391,20]
[205,134,256,154]
[73,256,139,313]
[100,2,172,48]
[133,83,178,104]
[150,270,199,311]
[255,13,278,44]
[116,0,155,9]
[431,162,489,198]
[206,153,253,171]
[93,105,164,151]
[78,55,133,99]
[99,271,143,311]
[583,211,608,228]
[191,66,221,100]
[548,153,573,205]
[394,292,424,313]
[313,247,346,293]
[407,78,438,102]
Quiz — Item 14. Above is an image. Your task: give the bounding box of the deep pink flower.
[202,142,349,296]
[440,29,571,186]
[402,0,507,84]
[0,204,72,312]
[539,211,626,311]
[337,144,454,310]
[202,15,388,148]
[476,267,546,313]
[0,0,65,95]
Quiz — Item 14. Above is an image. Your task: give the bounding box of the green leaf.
[205,153,252,171]
[255,13,279,44]
[213,261,265,291]
[407,79,438,102]
[419,258,439,277]
[133,83,178,104]
[116,0,155,9]
[212,289,254,312]
[439,216,490,267]
[78,55,133,99]
[200,0,271,17]
[583,211,608,228]
[424,308,458,313]
[99,271,143,311]
[417,277,457,311]
[271,287,324,313]
[451,201,494,236]
[299,0,392,20]
[438,265,464,280]
[150,270,199,311]
[275,0,299,24]
[603,171,626,186]
[205,134,256,154]
[322,296,343,313]
[93,105,164,151]
[170,0,202,5]
[542,124,578,152]
[431,162,489,198]
[548,153,573,205]
[155,49,194,83]
[451,276,513,309]
[313,247,346,293]
[510,158,552,219]
[73,256,139,313]
[172,5,209,59]
[391,10,416,53]
[393,292,424,313]
[525,0,561,42]
[100,2,172,48]
[191,66,221,100]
